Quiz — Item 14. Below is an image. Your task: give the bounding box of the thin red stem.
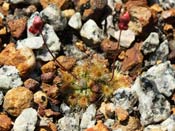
[40,31,78,80]
[109,30,122,81]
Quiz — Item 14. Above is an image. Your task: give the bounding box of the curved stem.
[109,30,122,81]
[40,31,78,80]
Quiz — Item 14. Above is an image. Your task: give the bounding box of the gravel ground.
[0,0,175,131]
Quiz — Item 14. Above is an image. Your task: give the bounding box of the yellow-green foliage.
[58,55,132,108]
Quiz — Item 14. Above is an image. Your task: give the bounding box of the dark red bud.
[118,22,128,30]
[33,16,43,28]
[29,26,40,34]
[29,16,43,34]
[119,12,130,24]
[118,11,130,30]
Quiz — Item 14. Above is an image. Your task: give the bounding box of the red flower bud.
[118,11,130,30]
[29,16,43,34]
[29,26,39,34]
[118,22,128,30]
[119,12,130,24]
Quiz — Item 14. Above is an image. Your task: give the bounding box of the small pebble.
[41,72,55,83]
[34,91,48,108]
[24,78,39,91]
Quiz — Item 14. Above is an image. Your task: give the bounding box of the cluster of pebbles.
[1,0,175,131]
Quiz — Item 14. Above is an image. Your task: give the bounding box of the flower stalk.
[109,11,130,81]
[29,16,78,80]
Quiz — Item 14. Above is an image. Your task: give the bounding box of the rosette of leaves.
[58,55,132,108]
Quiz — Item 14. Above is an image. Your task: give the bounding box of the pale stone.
[0,66,23,90]
[80,19,104,45]
[13,108,37,131]
[68,12,82,29]
[142,32,159,55]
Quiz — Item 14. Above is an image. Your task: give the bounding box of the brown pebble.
[44,109,60,117]
[0,16,3,27]
[125,0,148,10]
[41,61,56,73]
[24,78,39,91]
[168,50,175,61]
[85,120,109,131]
[41,72,55,83]
[0,114,12,131]
[36,122,57,131]
[121,43,143,73]
[56,55,76,70]
[7,17,27,38]
[115,107,129,121]
[40,0,70,9]
[0,43,36,77]
[41,83,59,99]
[129,6,152,34]
[113,116,143,131]
[53,76,62,85]
[101,39,119,53]
[3,87,33,116]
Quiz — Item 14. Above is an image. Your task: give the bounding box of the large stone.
[40,4,67,31]
[80,19,104,45]
[13,108,37,131]
[143,61,175,97]
[144,115,175,131]
[68,12,82,29]
[3,87,33,116]
[141,32,159,55]
[0,43,36,77]
[128,6,152,34]
[146,40,169,66]
[111,88,138,113]
[0,65,23,90]
[132,77,171,126]
[0,114,12,131]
